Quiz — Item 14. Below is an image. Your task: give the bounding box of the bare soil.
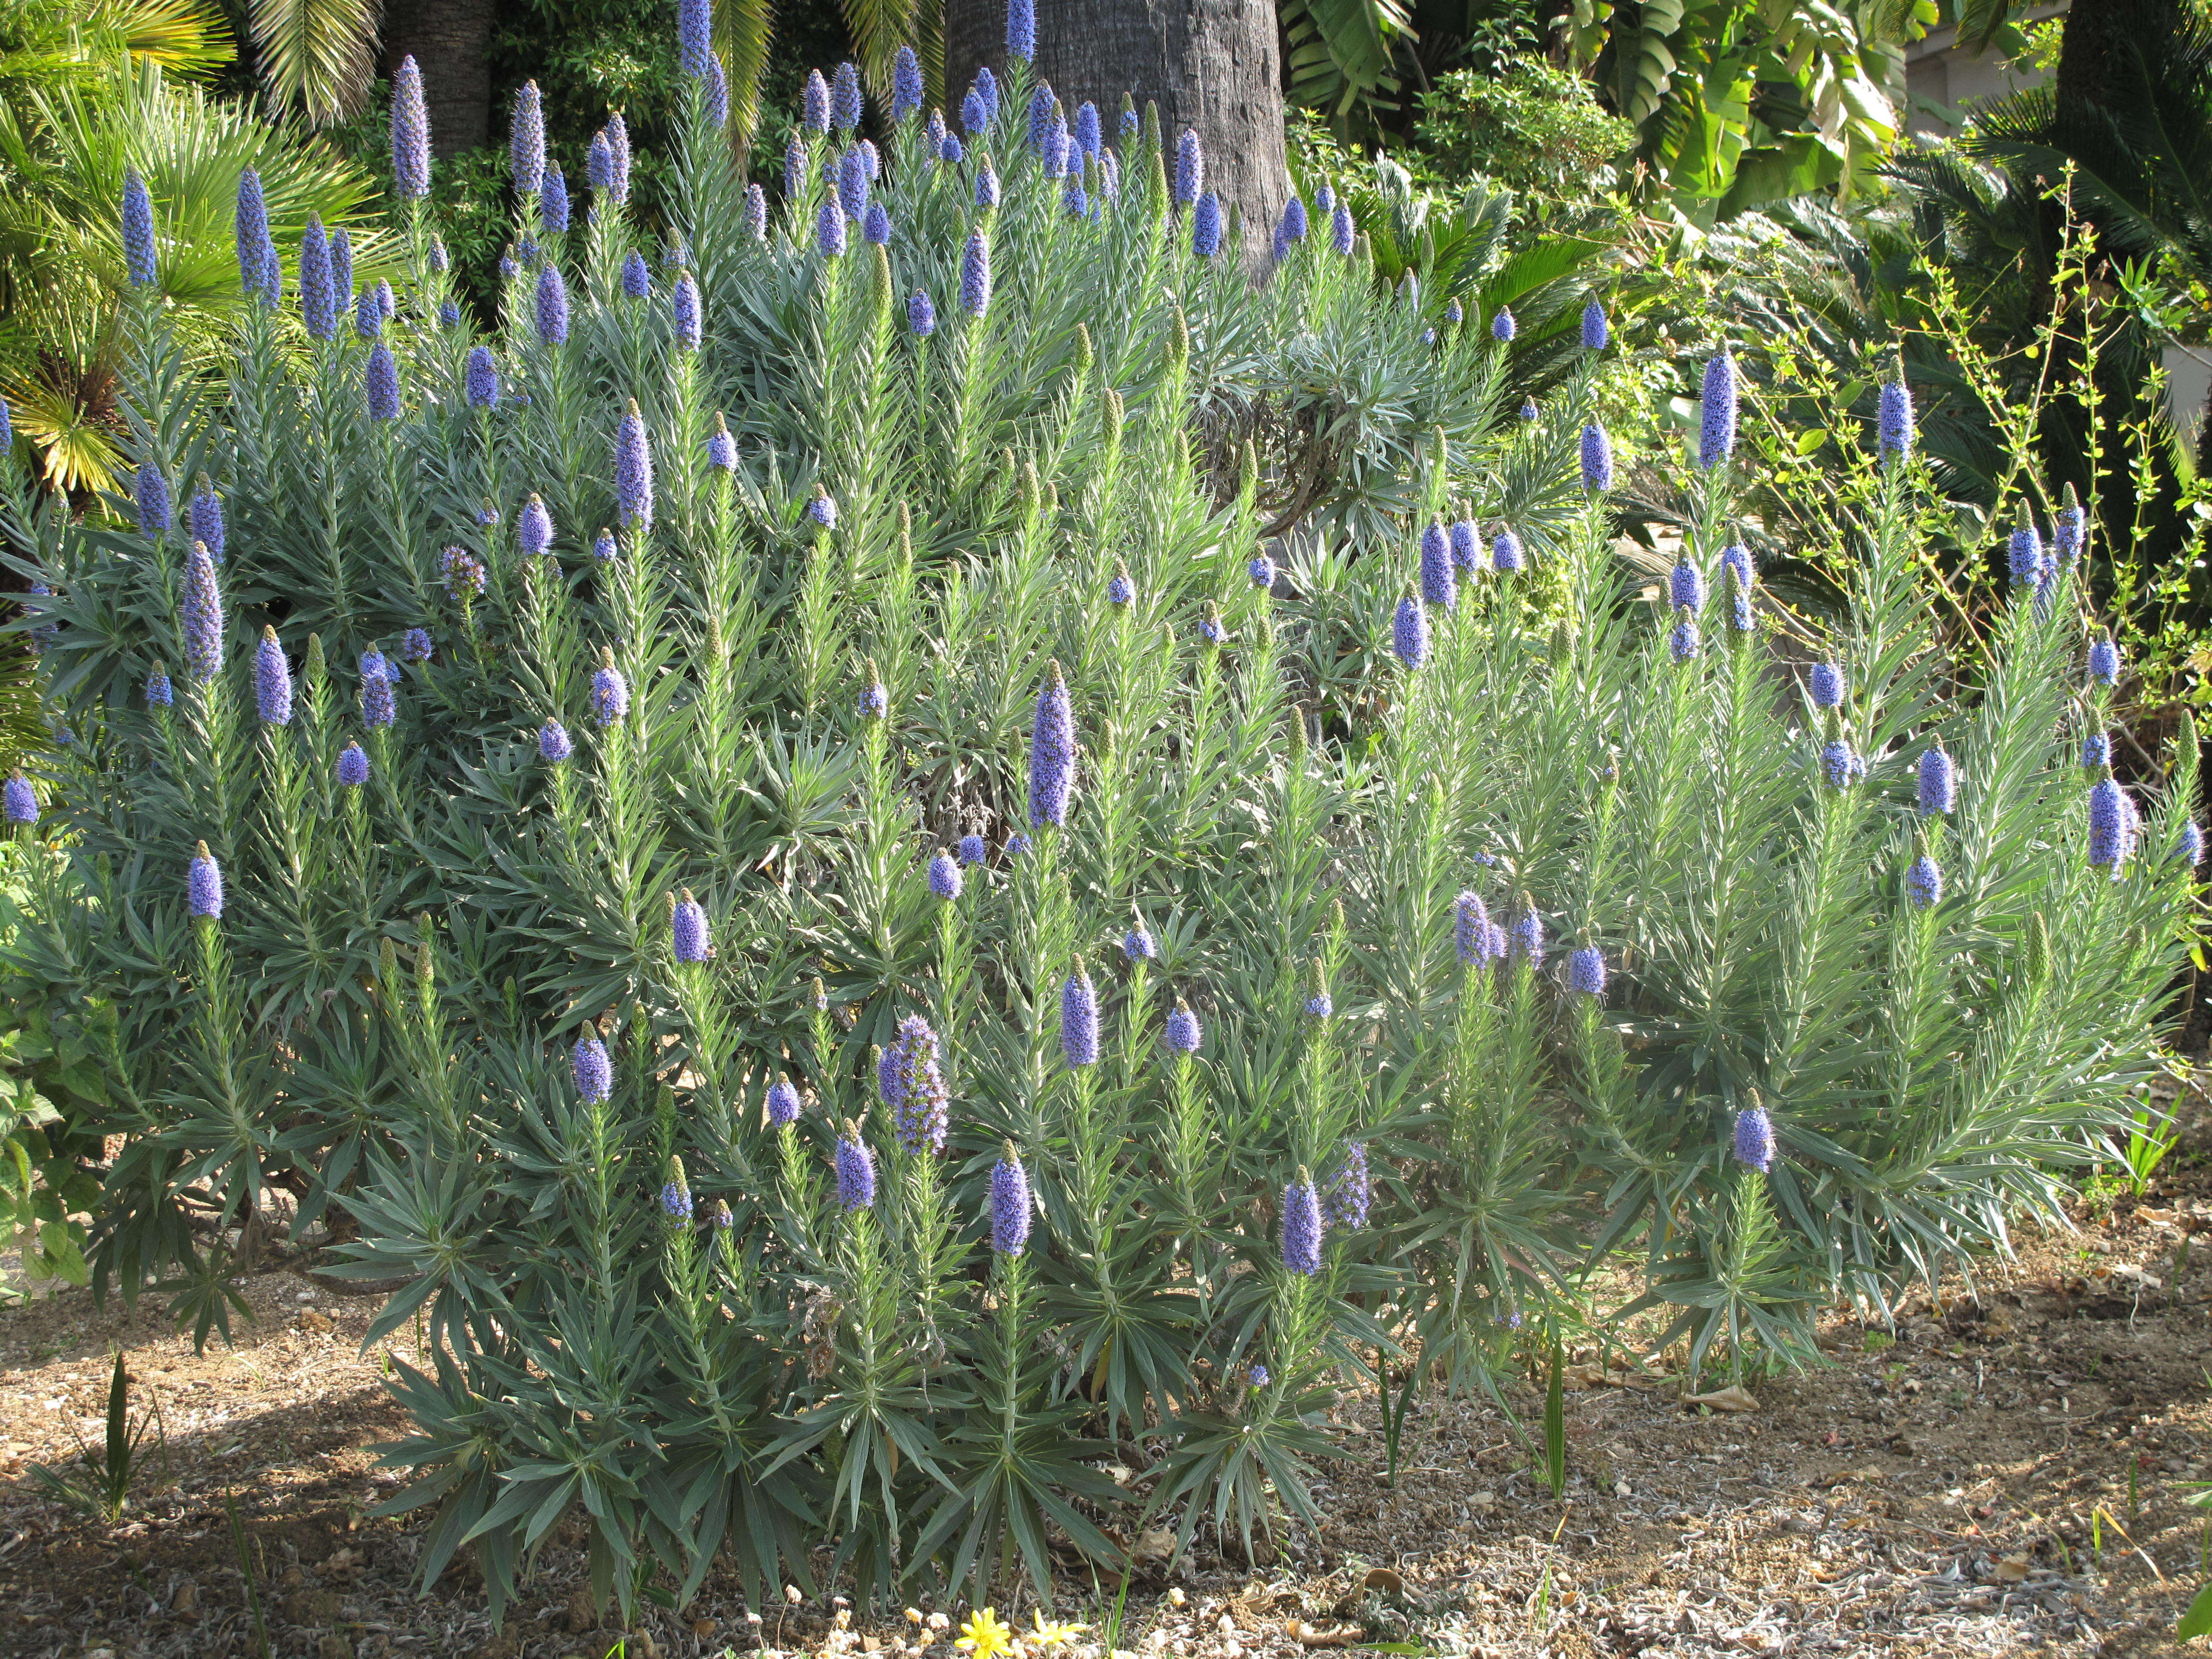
[7,1175,2212,1659]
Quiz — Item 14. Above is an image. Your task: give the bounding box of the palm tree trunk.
[382,0,496,157]
[942,0,1287,265]
[2055,0,2181,131]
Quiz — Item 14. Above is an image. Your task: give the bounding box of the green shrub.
[2,5,2201,1623]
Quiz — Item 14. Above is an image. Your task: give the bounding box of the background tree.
[943,0,1290,258]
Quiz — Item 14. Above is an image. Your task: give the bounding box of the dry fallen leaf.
[1991,1555,2031,1584]
[1286,1621,1358,1647]
[1361,1567,1404,1596]
[1684,1384,1759,1413]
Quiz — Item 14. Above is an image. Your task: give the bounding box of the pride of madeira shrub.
[2,0,2204,1621]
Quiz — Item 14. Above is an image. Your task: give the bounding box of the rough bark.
[943,0,1287,263]
[382,0,497,158]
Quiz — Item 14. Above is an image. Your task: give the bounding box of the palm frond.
[247,0,381,125]
[714,0,775,152]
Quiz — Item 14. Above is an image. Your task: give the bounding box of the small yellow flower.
[1029,1610,1089,1647]
[956,1607,1015,1659]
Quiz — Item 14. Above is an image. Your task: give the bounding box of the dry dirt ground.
[6,1188,2212,1659]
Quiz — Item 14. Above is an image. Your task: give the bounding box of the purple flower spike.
[5,773,39,824]
[802,69,830,134]
[539,718,572,762]
[1906,853,1943,909]
[1393,595,1428,669]
[573,1032,613,1101]
[1492,530,1524,574]
[768,1077,801,1126]
[182,538,223,682]
[2082,731,2111,771]
[1733,1104,1775,1172]
[816,200,847,257]
[1581,423,1613,493]
[887,1015,950,1153]
[831,61,862,131]
[909,288,936,336]
[1669,611,1701,663]
[1420,522,1454,610]
[1248,552,1274,590]
[1491,307,1515,343]
[1332,200,1354,255]
[188,841,223,918]
[1322,1143,1370,1232]
[1028,660,1074,828]
[299,217,336,337]
[707,412,738,471]
[136,463,171,537]
[1699,350,1738,471]
[510,81,545,194]
[1820,738,1856,790]
[958,833,987,865]
[337,741,369,786]
[1581,300,1608,350]
[893,47,923,121]
[744,182,767,240]
[519,495,554,559]
[673,269,701,349]
[1568,945,1605,995]
[1809,661,1844,709]
[807,485,837,529]
[836,1130,877,1210]
[361,650,395,727]
[593,528,619,562]
[1272,196,1307,261]
[592,647,629,725]
[1670,556,1706,614]
[440,545,486,599]
[1917,746,1956,815]
[2088,632,2120,687]
[1451,891,1490,967]
[928,851,962,900]
[542,165,570,232]
[185,478,224,563]
[389,56,432,199]
[1166,999,1202,1054]
[2089,775,2130,870]
[536,263,570,344]
[1281,1173,1322,1275]
[1124,923,1156,960]
[1061,960,1099,1068]
[615,400,654,532]
[1511,907,1544,966]
[366,343,400,421]
[1007,0,1035,60]
[2007,520,2043,589]
[1449,520,1477,575]
[672,888,710,962]
[623,250,651,299]
[838,145,870,223]
[1193,192,1222,258]
[1878,375,1913,465]
[1175,129,1202,206]
[990,1146,1032,1254]
[677,0,711,78]
[234,169,274,303]
[147,669,173,706]
[255,627,292,724]
[863,202,891,244]
[465,345,499,408]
